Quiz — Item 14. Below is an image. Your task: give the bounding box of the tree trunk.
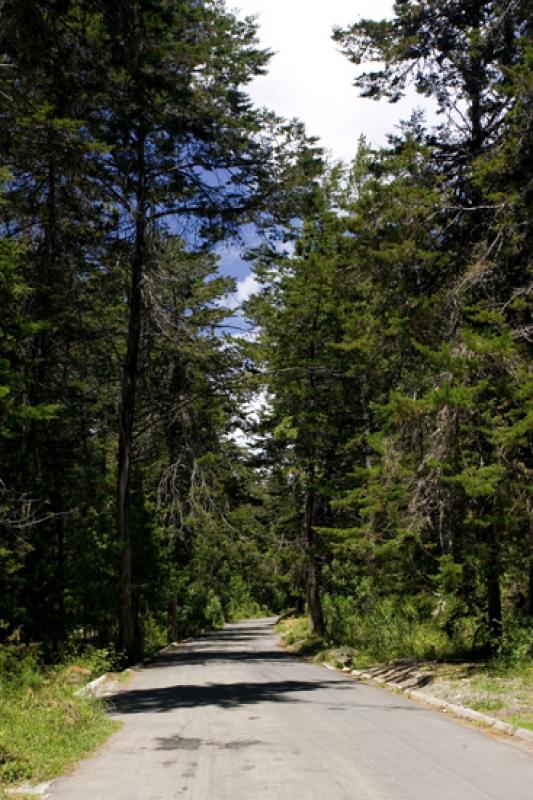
[55,491,66,646]
[304,483,325,637]
[48,139,66,649]
[117,136,146,663]
[487,525,502,651]
[167,597,180,643]
[528,561,533,618]
[528,516,533,616]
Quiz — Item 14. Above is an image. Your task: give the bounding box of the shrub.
[322,594,454,662]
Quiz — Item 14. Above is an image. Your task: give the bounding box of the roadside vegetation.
[0,0,531,762]
[0,599,268,796]
[0,646,119,795]
[277,614,533,732]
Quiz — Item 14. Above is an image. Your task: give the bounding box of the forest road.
[47,618,533,800]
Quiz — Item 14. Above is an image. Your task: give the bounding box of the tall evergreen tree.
[83,0,320,659]
[246,181,359,636]
[0,0,114,645]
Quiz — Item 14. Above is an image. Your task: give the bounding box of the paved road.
[49,619,533,800]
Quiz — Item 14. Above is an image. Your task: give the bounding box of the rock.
[515,727,533,743]
[492,720,516,735]
[410,690,447,708]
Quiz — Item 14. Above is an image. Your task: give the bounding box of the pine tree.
[0,0,114,645]
[83,0,320,659]
[246,180,360,636]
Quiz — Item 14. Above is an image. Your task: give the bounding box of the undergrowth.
[278,600,533,673]
[277,607,533,730]
[0,645,119,791]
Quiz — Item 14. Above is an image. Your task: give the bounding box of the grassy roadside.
[0,647,121,797]
[276,616,533,732]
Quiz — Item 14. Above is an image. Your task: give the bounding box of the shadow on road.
[146,647,297,667]
[111,679,352,714]
[202,625,273,637]
[155,734,264,751]
[112,622,425,717]
[144,625,294,669]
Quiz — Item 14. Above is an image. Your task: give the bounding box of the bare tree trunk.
[528,510,533,617]
[487,524,502,652]
[304,480,324,638]
[117,136,146,663]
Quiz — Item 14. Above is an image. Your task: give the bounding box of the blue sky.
[220,0,436,308]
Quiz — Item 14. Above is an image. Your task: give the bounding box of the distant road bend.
[49,618,533,800]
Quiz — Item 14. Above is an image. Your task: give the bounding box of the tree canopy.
[0,0,531,666]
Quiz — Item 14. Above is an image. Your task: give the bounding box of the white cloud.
[234,0,437,161]
[227,272,261,309]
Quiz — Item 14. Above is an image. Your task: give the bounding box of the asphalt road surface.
[48,618,533,800]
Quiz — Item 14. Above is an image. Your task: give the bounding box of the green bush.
[280,617,311,645]
[204,590,225,629]
[496,617,533,665]
[139,612,167,656]
[322,594,454,662]
[63,644,118,677]
[225,575,267,621]
[0,645,43,693]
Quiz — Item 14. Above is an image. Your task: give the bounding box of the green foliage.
[321,595,458,663]
[0,646,117,788]
[0,646,43,694]
[139,613,167,657]
[0,0,531,717]
[443,465,506,499]
[225,575,267,622]
[276,616,313,647]
[0,0,318,663]
[204,592,225,631]
[63,645,119,678]
[247,0,533,659]
[496,619,533,666]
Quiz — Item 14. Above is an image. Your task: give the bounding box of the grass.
[508,717,533,731]
[276,615,379,668]
[0,647,120,793]
[108,669,133,685]
[437,660,533,730]
[276,616,311,647]
[468,698,506,712]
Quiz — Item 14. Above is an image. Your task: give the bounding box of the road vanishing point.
[48,618,533,800]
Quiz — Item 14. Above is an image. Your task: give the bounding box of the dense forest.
[0,0,531,668]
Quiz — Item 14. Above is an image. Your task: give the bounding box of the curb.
[6,782,52,797]
[345,665,533,744]
[75,672,116,698]
[75,641,181,698]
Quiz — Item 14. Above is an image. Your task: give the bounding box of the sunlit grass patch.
[0,647,119,792]
[508,717,533,731]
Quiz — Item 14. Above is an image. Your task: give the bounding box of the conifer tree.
[83,0,320,659]
[246,182,359,636]
[0,0,114,645]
